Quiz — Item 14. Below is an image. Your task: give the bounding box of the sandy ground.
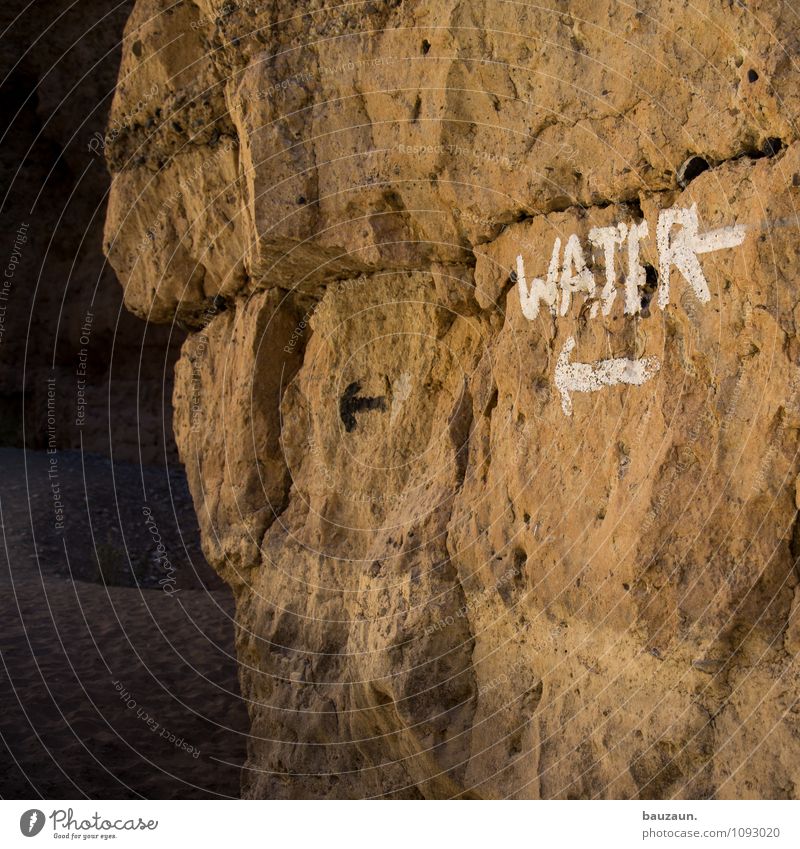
[0,449,249,798]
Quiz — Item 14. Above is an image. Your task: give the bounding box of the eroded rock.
[105,0,800,798]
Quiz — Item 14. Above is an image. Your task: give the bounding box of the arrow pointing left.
[339,381,387,432]
[555,336,660,416]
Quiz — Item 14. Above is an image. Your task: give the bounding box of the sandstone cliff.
[104,0,800,798]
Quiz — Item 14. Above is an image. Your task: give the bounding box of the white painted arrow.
[555,336,661,416]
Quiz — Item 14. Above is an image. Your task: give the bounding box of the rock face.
[105,0,800,798]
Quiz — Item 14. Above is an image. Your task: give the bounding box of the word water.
[515,203,746,415]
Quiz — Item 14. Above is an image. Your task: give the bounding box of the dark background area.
[0,0,248,799]
[0,0,181,462]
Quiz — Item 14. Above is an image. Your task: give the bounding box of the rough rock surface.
[105,0,800,798]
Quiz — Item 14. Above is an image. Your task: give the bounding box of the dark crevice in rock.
[484,386,499,417]
[639,264,659,317]
[760,137,785,158]
[177,291,234,331]
[729,138,786,163]
[626,196,645,220]
[677,155,711,187]
[672,139,788,192]
[448,380,473,489]
[789,510,800,581]
[483,193,647,242]
[469,138,795,255]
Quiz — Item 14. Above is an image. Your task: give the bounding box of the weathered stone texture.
[105,0,800,798]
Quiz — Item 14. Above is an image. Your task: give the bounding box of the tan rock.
[105,0,800,798]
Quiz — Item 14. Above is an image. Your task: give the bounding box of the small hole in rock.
[421,39,431,54]
[747,68,759,83]
[297,196,306,204]
[762,137,784,157]
[132,40,143,58]
[639,264,658,316]
[677,155,710,187]
[623,582,630,591]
